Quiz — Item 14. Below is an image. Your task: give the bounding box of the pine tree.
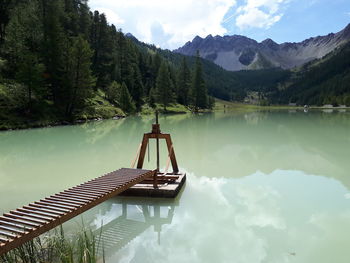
[91,12,114,88]
[177,57,191,105]
[42,0,66,106]
[152,53,162,76]
[63,0,76,34]
[63,36,95,116]
[156,61,174,111]
[4,0,43,70]
[119,82,136,113]
[106,81,120,103]
[123,41,144,109]
[110,29,123,83]
[78,0,91,39]
[148,86,156,108]
[4,0,45,111]
[143,54,155,96]
[190,51,208,110]
[0,0,12,44]
[16,53,45,111]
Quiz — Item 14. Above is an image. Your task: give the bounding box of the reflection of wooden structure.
[0,169,155,256]
[96,201,175,255]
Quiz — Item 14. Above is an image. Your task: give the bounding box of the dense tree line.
[0,0,211,125]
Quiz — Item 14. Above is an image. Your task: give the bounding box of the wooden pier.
[0,111,186,256]
[0,168,155,256]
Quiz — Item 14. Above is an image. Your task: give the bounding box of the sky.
[89,0,350,50]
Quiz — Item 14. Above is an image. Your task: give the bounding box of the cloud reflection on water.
[91,169,350,263]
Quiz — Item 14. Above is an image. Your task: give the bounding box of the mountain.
[174,23,350,71]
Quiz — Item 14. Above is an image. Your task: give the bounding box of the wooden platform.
[121,173,186,198]
[0,168,155,256]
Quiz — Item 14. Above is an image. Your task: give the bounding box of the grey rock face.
[174,24,350,71]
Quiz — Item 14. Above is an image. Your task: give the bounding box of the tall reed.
[0,225,105,263]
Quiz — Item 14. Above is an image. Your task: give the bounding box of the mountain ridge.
[174,23,350,71]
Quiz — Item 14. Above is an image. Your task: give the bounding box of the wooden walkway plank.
[0,168,154,255]
[26,205,66,215]
[0,226,28,235]
[35,201,75,211]
[0,216,40,228]
[53,194,92,202]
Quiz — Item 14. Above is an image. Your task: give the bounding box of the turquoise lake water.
[1,110,350,262]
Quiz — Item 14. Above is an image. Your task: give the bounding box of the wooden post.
[136,134,149,169]
[154,111,159,188]
[165,135,179,173]
[156,111,160,172]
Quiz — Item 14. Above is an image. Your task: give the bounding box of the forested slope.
[273,42,350,106]
[0,0,212,129]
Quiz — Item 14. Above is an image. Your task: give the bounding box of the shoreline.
[0,115,126,132]
[0,103,203,131]
[214,99,350,110]
[1,103,349,132]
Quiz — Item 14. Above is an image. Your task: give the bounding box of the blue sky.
[89,0,350,50]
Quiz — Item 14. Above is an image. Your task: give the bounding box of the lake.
[1,110,350,262]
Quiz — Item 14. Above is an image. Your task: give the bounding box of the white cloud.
[236,7,282,29]
[94,7,125,26]
[89,0,237,50]
[235,0,288,30]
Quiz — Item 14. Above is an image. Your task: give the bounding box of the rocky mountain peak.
[192,35,203,43]
[261,38,276,45]
[261,38,279,50]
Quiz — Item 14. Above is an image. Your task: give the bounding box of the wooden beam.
[164,134,179,173]
[137,134,150,169]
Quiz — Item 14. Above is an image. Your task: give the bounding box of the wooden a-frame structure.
[136,112,179,175]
